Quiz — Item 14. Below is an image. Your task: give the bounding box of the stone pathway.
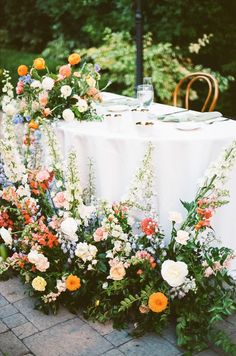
[0,277,235,356]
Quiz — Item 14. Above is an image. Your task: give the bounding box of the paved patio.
[0,277,235,356]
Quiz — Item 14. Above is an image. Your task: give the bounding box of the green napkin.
[157,111,223,123]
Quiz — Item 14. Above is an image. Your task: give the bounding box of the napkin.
[157,111,223,123]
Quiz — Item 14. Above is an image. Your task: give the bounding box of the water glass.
[137,84,154,109]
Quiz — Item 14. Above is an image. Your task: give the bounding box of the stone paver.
[104,349,124,355]
[119,333,181,356]
[83,317,114,335]
[0,303,18,319]
[0,330,29,356]
[0,277,26,302]
[14,297,75,331]
[0,320,8,333]
[3,312,27,328]
[196,350,222,356]
[24,318,113,356]
[12,321,38,339]
[0,294,9,307]
[105,329,133,347]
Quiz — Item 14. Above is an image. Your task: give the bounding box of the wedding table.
[55,93,236,270]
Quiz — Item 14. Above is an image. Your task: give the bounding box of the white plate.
[175,122,202,131]
[107,105,129,112]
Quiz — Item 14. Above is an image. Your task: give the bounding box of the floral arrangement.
[1,53,103,128]
[0,117,236,353]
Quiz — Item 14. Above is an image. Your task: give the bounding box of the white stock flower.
[3,102,17,116]
[60,217,78,241]
[75,242,97,262]
[76,98,88,113]
[61,85,72,98]
[161,260,188,287]
[168,211,183,224]
[0,227,12,247]
[176,230,189,245]
[77,205,95,220]
[42,77,54,91]
[62,108,75,121]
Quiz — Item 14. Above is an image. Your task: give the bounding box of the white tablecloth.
[55,93,236,269]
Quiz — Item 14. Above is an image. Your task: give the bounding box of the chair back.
[173,72,219,112]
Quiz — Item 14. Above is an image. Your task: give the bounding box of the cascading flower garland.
[0,117,236,353]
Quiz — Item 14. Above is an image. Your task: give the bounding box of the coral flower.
[66,275,81,291]
[28,120,39,130]
[148,292,168,313]
[33,58,46,70]
[17,65,28,76]
[59,64,71,78]
[141,218,158,235]
[68,53,81,65]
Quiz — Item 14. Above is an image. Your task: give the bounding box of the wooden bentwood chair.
[173,72,219,112]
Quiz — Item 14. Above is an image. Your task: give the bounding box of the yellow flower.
[66,275,81,291]
[17,65,28,76]
[68,53,81,65]
[95,300,100,307]
[148,292,168,313]
[86,75,96,87]
[32,276,47,291]
[33,57,46,70]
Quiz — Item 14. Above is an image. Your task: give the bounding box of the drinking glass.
[137,84,154,109]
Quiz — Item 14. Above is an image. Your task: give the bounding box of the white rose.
[109,262,126,281]
[31,80,42,89]
[168,211,183,224]
[176,230,189,245]
[75,242,97,262]
[60,217,78,241]
[60,85,72,98]
[42,77,54,91]
[161,260,188,287]
[0,227,12,247]
[62,108,75,121]
[28,250,49,272]
[76,98,88,113]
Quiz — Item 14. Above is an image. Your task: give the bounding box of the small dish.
[175,121,202,131]
[107,105,129,112]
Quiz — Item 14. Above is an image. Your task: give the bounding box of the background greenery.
[0,0,235,116]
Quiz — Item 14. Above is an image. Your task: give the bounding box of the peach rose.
[109,262,126,281]
[93,227,108,242]
[36,169,50,182]
[59,64,71,78]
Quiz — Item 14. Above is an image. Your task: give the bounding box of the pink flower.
[16,81,24,94]
[43,108,51,117]
[59,64,71,78]
[204,266,214,277]
[36,169,50,182]
[39,93,48,107]
[73,71,81,78]
[53,191,68,209]
[49,216,61,230]
[93,227,108,242]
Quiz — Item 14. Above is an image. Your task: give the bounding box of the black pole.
[135,0,143,93]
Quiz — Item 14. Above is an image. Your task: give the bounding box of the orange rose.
[66,275,81,291]
[28,120,39,130]
[17,65,28,76]
[68,53,81,65]
[148,292,168,313]
[33,58,46,70]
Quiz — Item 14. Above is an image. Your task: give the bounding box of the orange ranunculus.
[66,275,81,291]
[17,65,28,76]
[33,57,46,70]
[68,53,81,65]
[28,120,39,130]
[148,292,168,313]
[59,64,71,78]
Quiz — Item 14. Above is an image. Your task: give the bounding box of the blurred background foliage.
[0,0,235,116]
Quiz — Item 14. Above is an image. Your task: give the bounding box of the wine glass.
[137,84,154,110]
